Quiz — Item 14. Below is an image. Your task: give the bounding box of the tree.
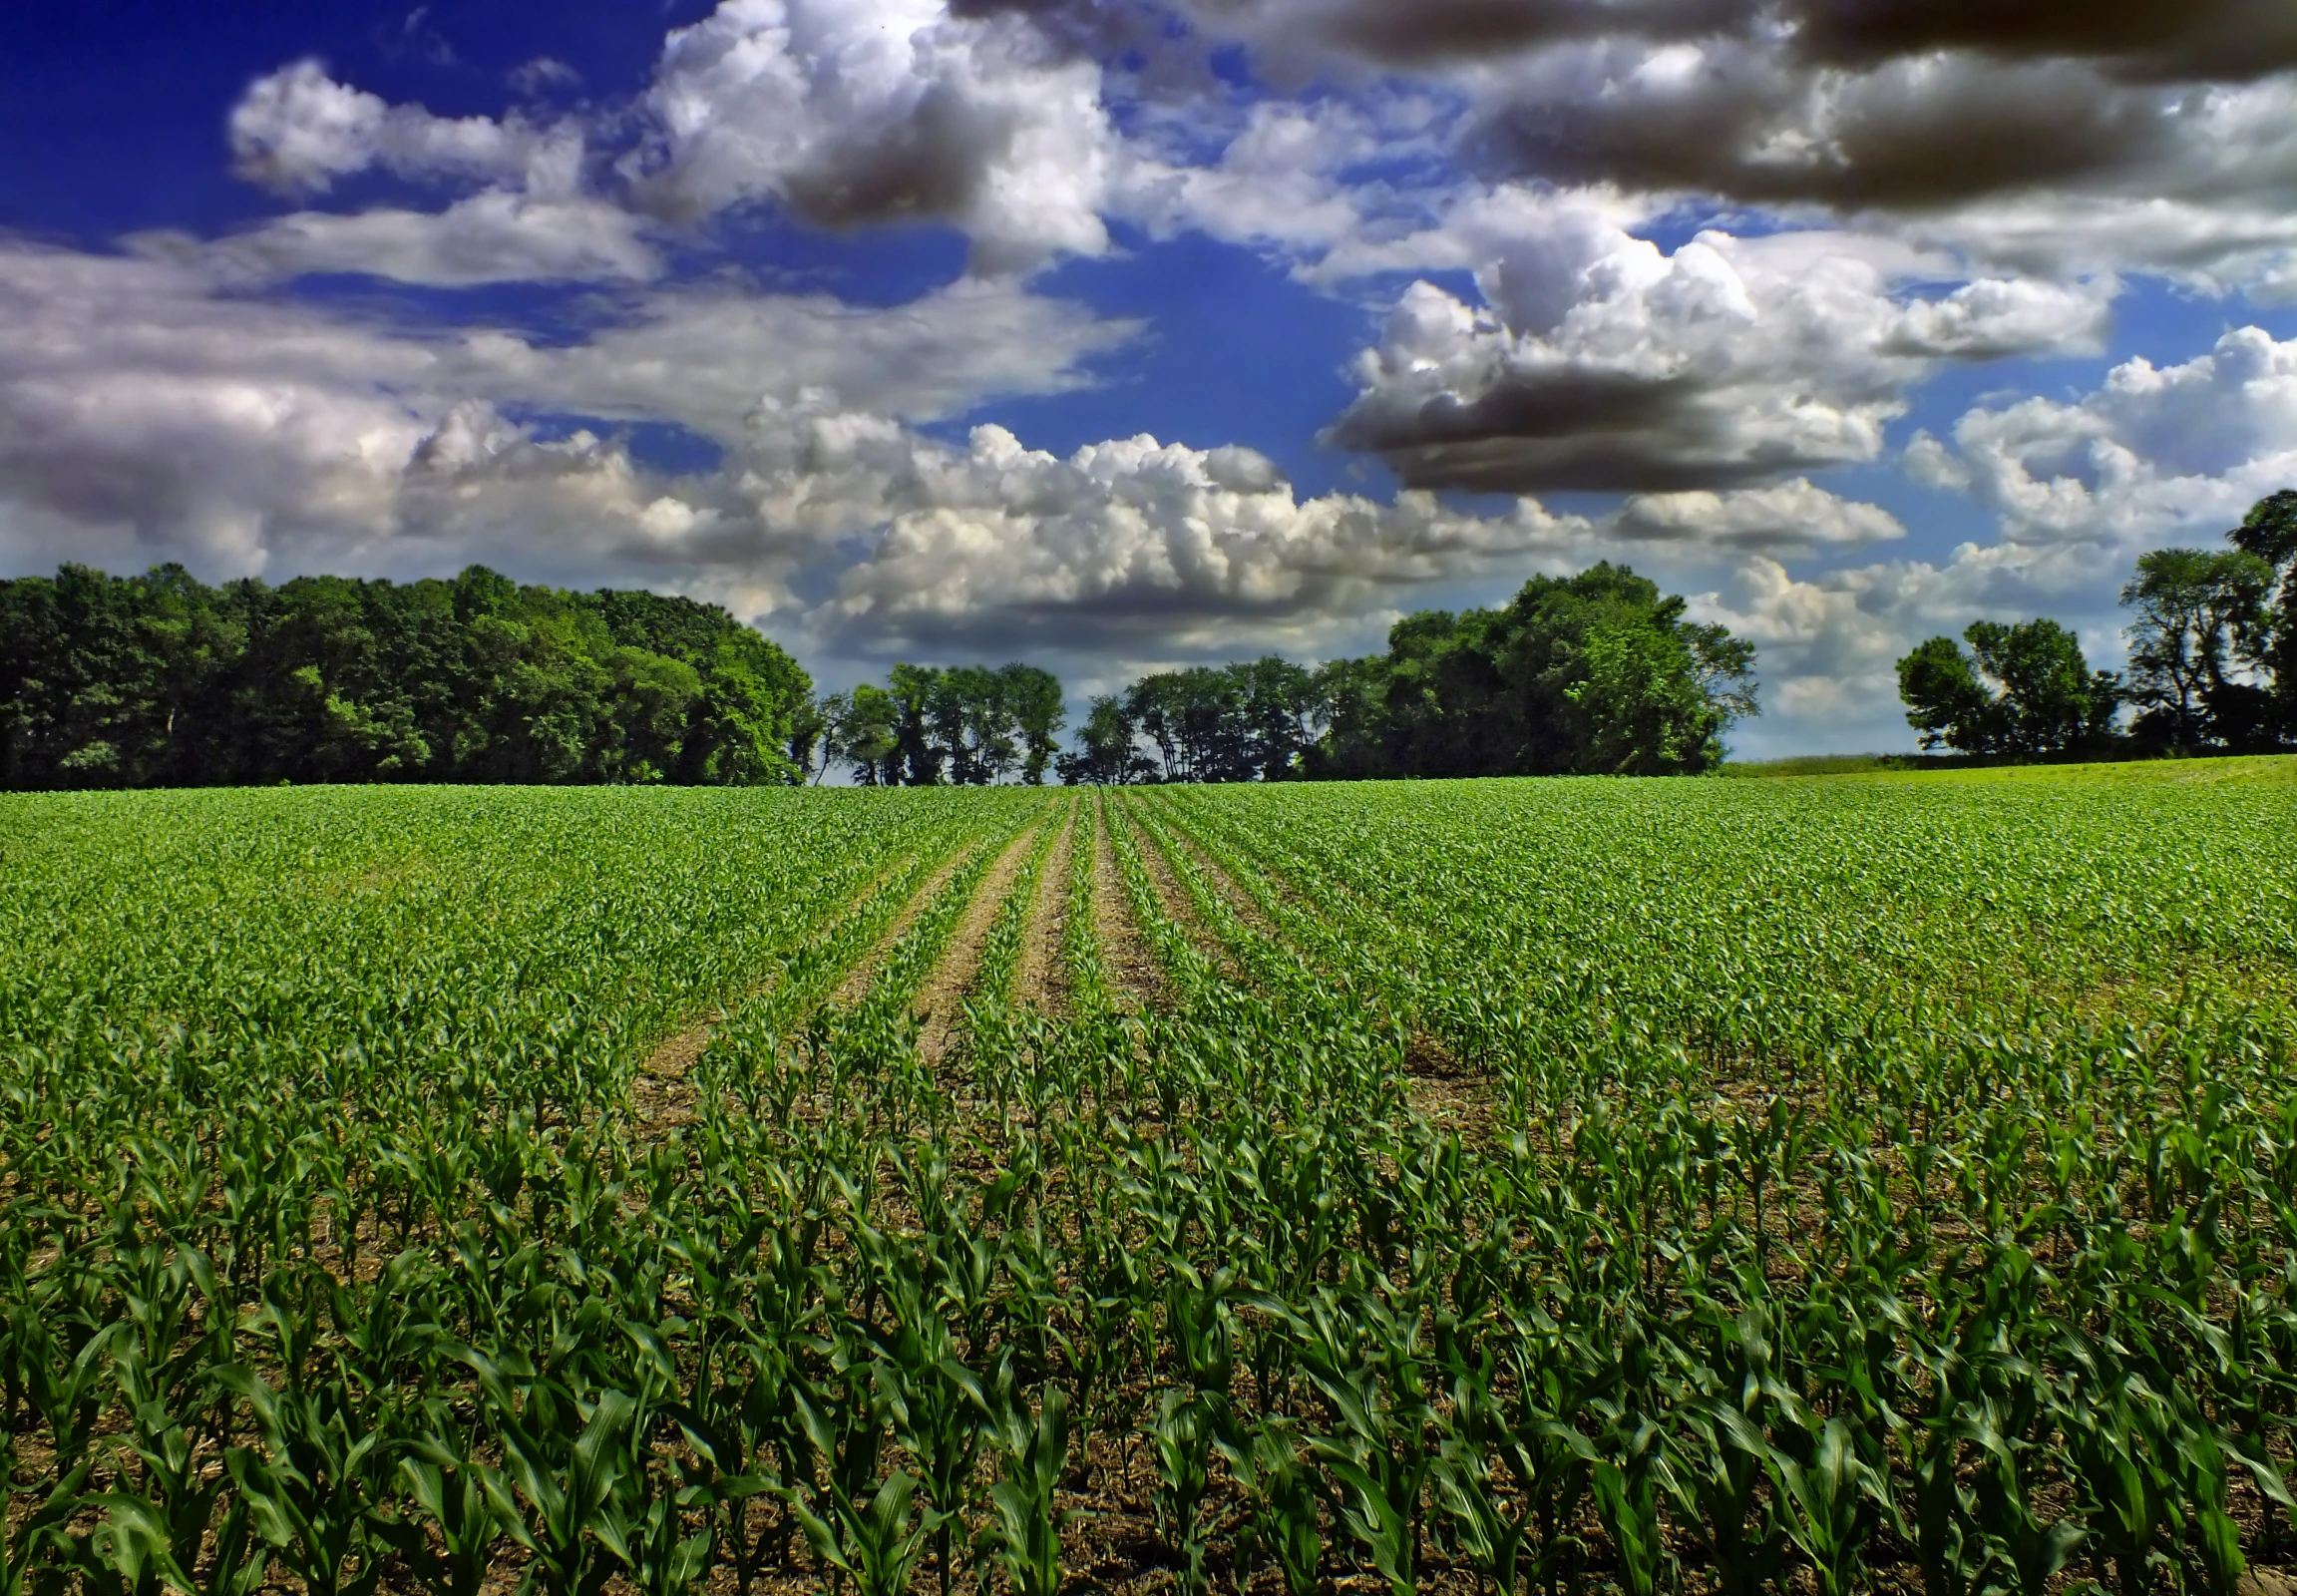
[886,664,949,785]
[2120,548,2272,748]
[1234,656,1318,780]
[1095,565,1755,783]
[1302,656,1390,779]
[869,660,1066,784]
[2227,488,2297,737]
[1361,565,1755,777]
[1124,675,1184,781]
[1568,619,1720,774]
[1897,619,2116,756]
[1058,695,1147,785]
[790,692,833,783]
[998,663,1067,785]
[1897,636,1996,753]
[834,684,901,784]
[0,564,812,790]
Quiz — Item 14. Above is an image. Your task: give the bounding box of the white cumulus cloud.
[629,0,1118,274]
[1327,212,2113,492]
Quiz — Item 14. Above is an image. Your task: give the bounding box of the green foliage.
[1898,618,2119,755]
[0,564,811,789]
[1075,564,1757,783]
[863,662,1066,786]
[2122,546,2276,748]
[1,764,2295,1596]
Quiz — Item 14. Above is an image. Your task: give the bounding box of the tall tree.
[2120,547,2272,748]
[997,663,1067,785]
[834,684,902,785]
[886,663,949,785]
[1057,695,1143,784]
[2227,488,2297,736]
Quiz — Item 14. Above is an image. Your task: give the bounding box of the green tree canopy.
[1085,564,1755,783]
[1897,618,2118,756]
[2120,546,2272,748]
[856,661,1068,785]
[0,564,811,789]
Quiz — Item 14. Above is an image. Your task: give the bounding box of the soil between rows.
[1016,797,1078,1016]
[1091,794,1163,1007]
[916,820,1048,1066]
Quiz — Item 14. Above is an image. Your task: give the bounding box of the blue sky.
[7,0,2297,755]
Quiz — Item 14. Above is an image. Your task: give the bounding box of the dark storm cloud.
[779,83,1022,230]
[1234,0,1740,65]
[1472,54,2179,211]
[1184,0,2297,81]
[1789,0,2297,84]
[1329,367,1703,452]
[1329,368,1832,494]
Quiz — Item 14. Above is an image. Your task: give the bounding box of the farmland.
[3,764,2296,1596]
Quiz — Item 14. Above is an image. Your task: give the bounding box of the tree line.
[812,564,1759,785]
[0,564,814,789]
[803,663,1067,787]
[1898,490,2297,757]
[4,559,1755,791]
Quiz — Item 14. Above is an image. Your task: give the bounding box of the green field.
[4,762,2295,1596]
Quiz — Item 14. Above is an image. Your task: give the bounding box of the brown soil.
[1125,808,1242,981]
[1093,794,1163,1006]
[916,822,1046,1066]
[1405,1031,1502,1150]
[1015,797,1078,1016]
[832,842,982,1005]
[627,852,917,1134]
[1144,807,1284,944]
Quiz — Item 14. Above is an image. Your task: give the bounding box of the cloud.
[1326,212,2112,492]
[1467,46,2193,212]
[1917,324,2297,548]
[1785,0,2297,84]
[1612,479,1904,553]
[509,56,583,96]
[628,0,1118,274]
[0,241,1119,597]
[1037,0,2297,296]
[229,59,582,198]
[458,277,1133,438]
[815,421,1593,650]
[0,238,1615,662]
[151,194,662,287]
[1161,0,2297,81]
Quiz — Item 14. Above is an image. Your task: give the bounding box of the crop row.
[0,771,2292,1596]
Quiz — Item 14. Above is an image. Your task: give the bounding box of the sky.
[7,0,2297,756]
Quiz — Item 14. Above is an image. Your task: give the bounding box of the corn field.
[3,763,2295,1596]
